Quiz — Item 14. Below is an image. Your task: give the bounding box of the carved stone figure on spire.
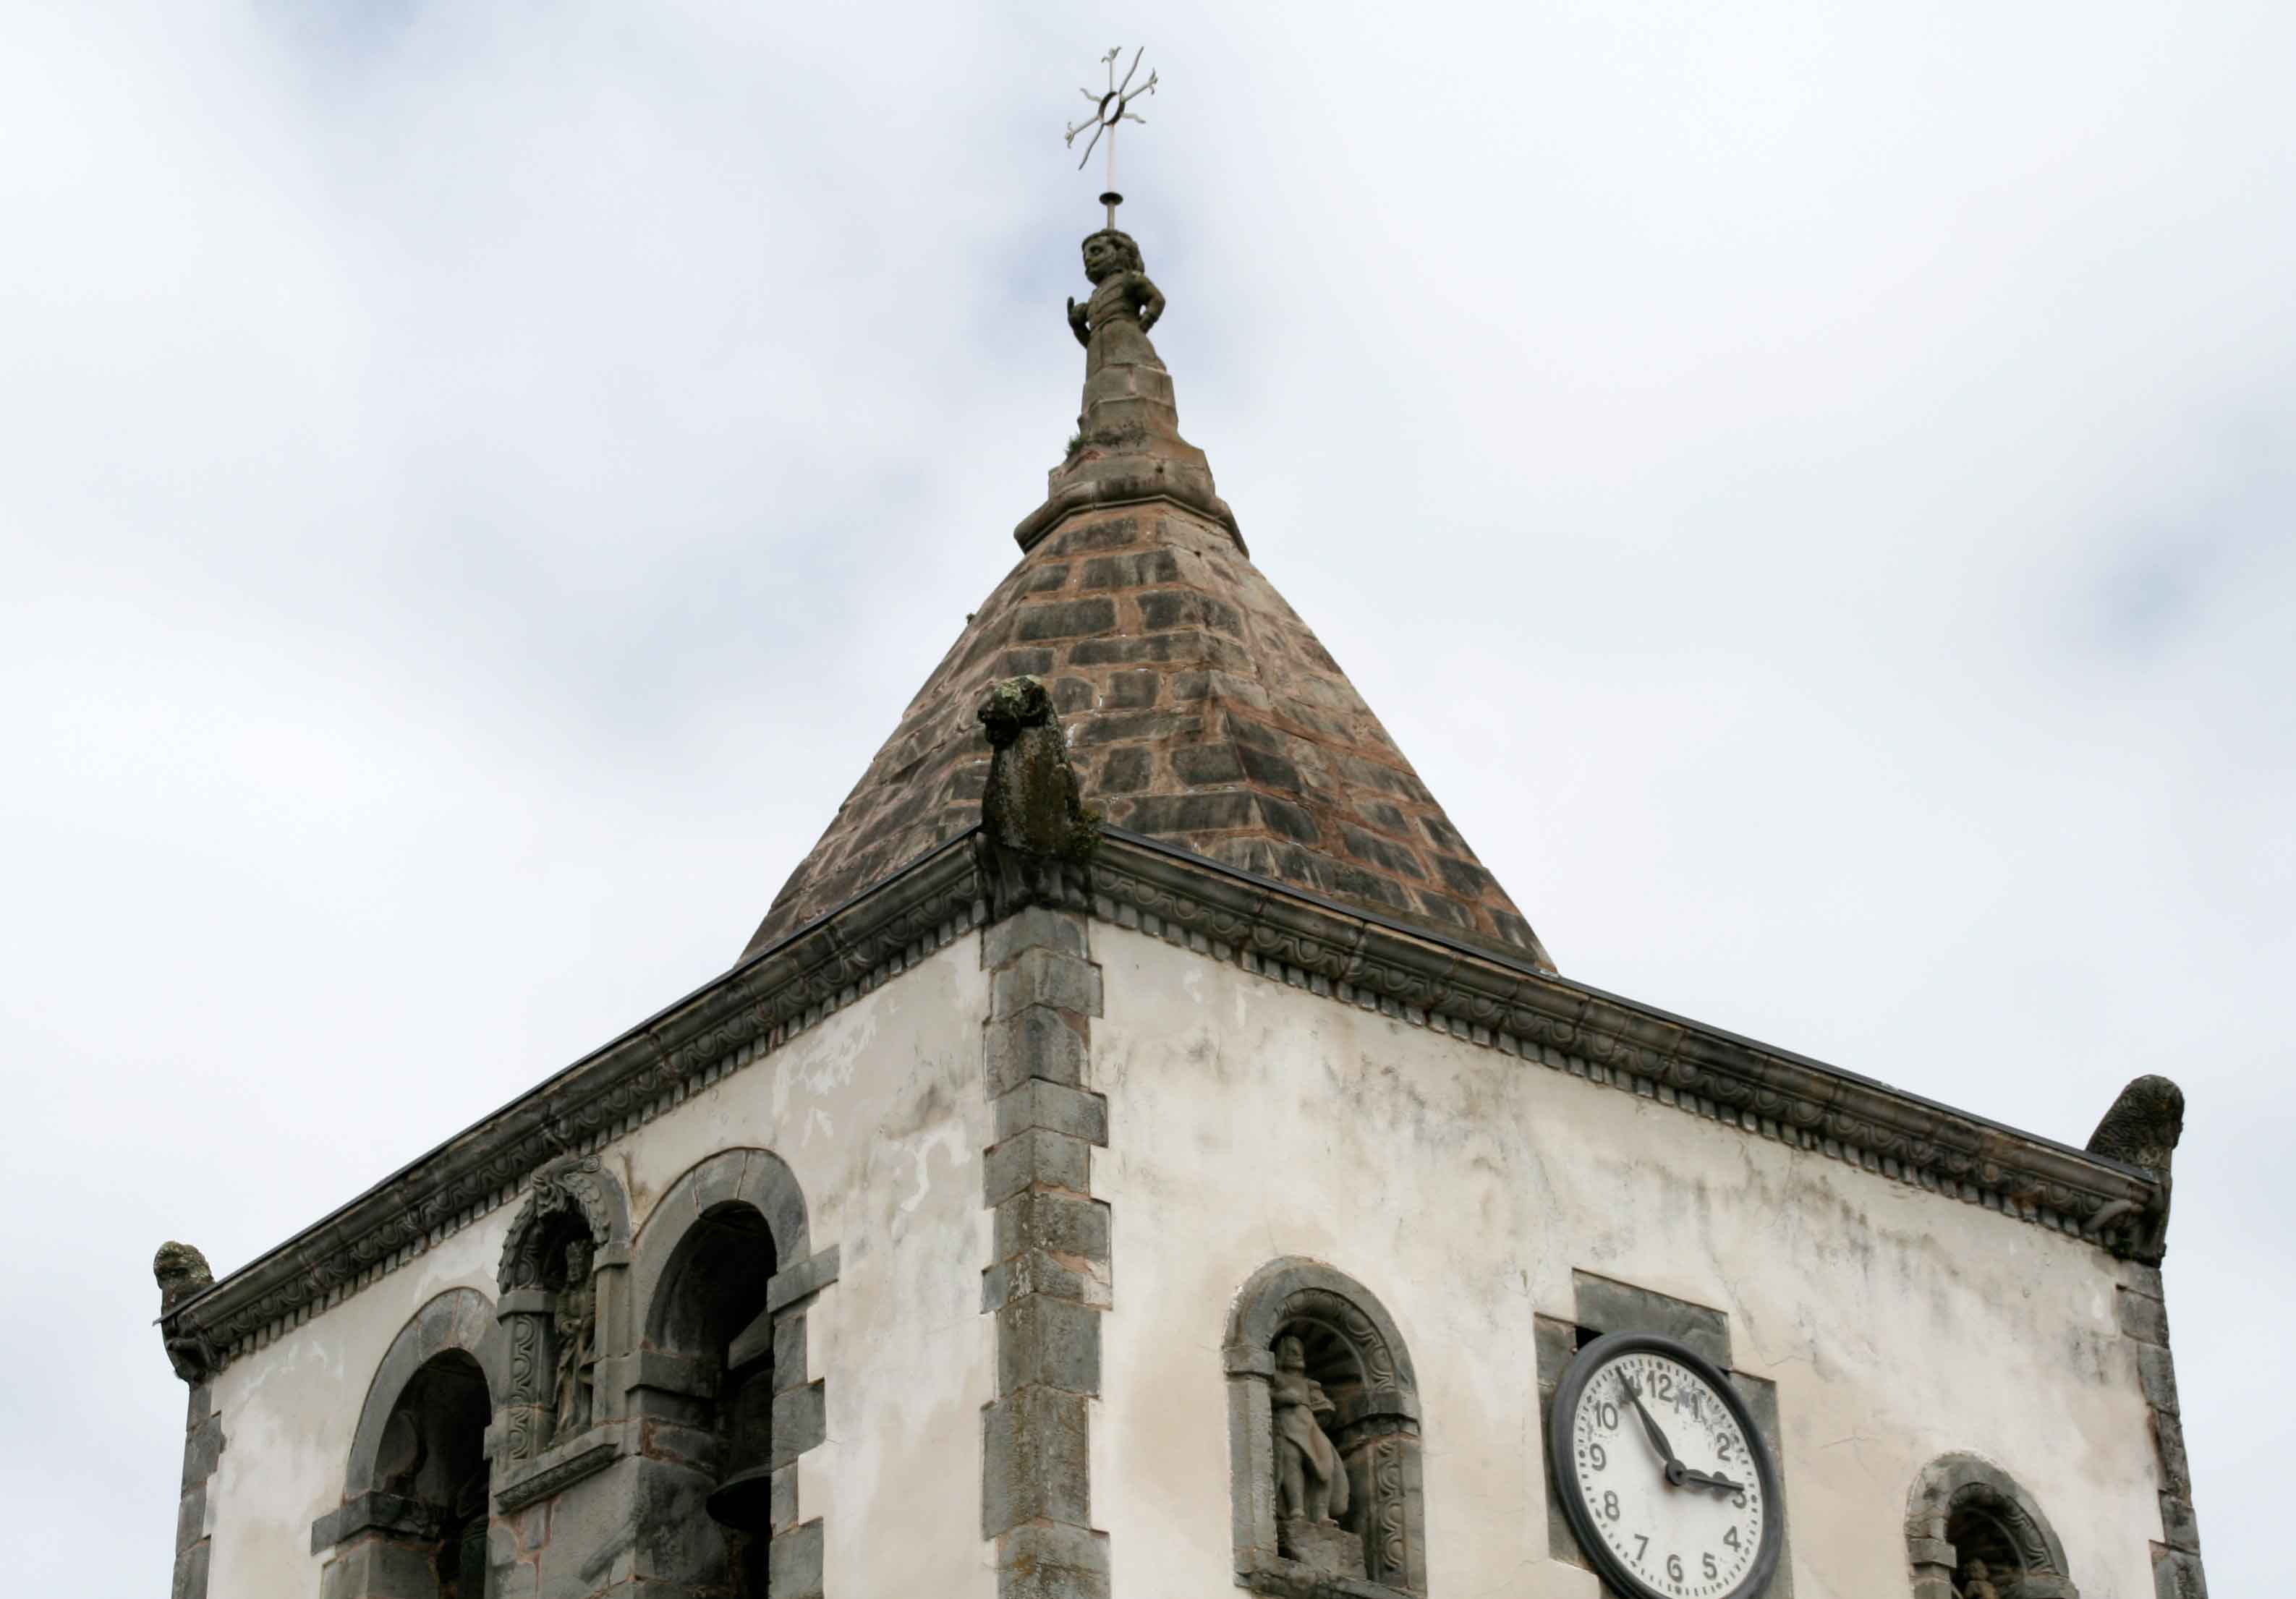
[1013,227,1244,555]
[1067,229,1164,349]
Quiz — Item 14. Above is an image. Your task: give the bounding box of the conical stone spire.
[741,229,1550,970]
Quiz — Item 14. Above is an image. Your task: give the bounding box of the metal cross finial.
[1064,46,1157,229]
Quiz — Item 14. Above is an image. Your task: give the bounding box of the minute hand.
[1679,1467,1746,1495]
[1619,1376,1679,1467]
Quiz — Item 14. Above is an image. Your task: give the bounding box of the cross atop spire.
[1064,46,1157,230]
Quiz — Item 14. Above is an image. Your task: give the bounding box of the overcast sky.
[5,2,2289,1592]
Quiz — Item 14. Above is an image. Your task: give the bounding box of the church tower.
[154,70,2203,1599]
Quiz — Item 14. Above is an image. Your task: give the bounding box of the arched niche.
[1224,1258,1427,1595]
[318,1288,507,1599]
[621,1148,836,1598]
[493,1154,633,1464]
[1906,1453,2078,1599]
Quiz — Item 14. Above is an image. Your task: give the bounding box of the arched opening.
[648,1201,779,1596]
[372,1349,493,1598]
[320,1288,506,1599]
[1906,1453,2078,1599]
[1226,1258,1427,1596]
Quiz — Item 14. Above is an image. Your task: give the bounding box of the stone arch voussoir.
[1905,1451,2078,1599]
[344,1287,506,1498]
[630,1147,812,1342]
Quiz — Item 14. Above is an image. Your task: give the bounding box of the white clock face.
[1565,1347,1769,1599]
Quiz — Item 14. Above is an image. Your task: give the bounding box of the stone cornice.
[1081,830,2156,1245]
[165,829,2157,1376]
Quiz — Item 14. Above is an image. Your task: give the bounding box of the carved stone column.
[493,1286,556,1464]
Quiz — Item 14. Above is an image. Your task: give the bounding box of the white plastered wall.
[1087,922,2161,1599]
[203,932,996,1599]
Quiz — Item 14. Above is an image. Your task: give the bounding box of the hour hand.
[1620,1376,1678,1467]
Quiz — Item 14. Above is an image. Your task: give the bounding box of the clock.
[1549,1331,1783,1599]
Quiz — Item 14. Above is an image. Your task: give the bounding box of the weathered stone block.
[1015,597,1118,641]
[175,1482,206,1555]
[1173,744,1246,785]
[998,1521,1112,1599]
[1573,1271,1732,1368]
[992,948,1103,1020]
[982,1386,1092,1532]
[983,1248,1112,1313]
[998,1292,1103,1396]
[317,1537,433,1599]
[2159,1488,2203,1553]
[2152,1410,2191,1494]
[1278,1518,1366,1582]
[770,1462,799,1535]
[765,1244,841,1316]
[624,1456,729,1587]
[2138,1343,2181,1415]
[985,1127,1094,1206]
[1097,745,1152,793]
[1078,550,1181,589]
[2154,1543,2209,1599]
[768,1519,825,1599]
[1106,670,1160,709]
[994,1190,1111,1267]
[182,1413,226,1491]
[2117,1284,2169,1346]
[994,1079,1109,1146]
[171,1538,211,1599]
[771,1315,808,1393]
[983,905,1090,967]
[985,1006,1089,1096]
[769,1380,828,1468]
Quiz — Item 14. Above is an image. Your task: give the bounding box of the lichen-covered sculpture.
[1271,1333,1349,1528]
[978,676,1099,863]
[2088,1073,2185,1263]
[1066,229,1163,349]
[153,1240,218,1383]
[551,1235,596,1442]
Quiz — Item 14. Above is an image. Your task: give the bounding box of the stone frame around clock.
[1537,1273,1795,1599]
[1548,1329,1785,1599]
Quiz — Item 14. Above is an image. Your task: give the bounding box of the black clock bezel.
[1547,1329,1784,1599]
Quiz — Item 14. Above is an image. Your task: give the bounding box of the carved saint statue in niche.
[1956,1558,2003,1599]
[1270,1334,1349,1527]
[550,1236,596,1443]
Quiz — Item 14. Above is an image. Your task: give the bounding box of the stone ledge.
[491,1426,621,1513]
[310,1490,437,1555]
[1237,1553,1408,1599]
